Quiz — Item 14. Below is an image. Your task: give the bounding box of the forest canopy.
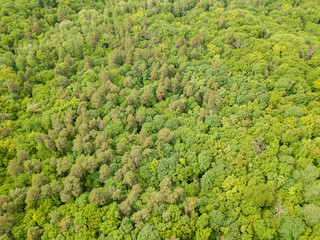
[1,0,320,239]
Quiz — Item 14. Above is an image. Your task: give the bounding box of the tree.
[9,188,25,200]
[190,33,205,51]
[302,204,320,227]
[57,7,66,22]
[274,202,287,219]
[55,75,70,88]
[203,90,221,115]
[157,157,178,181]
[57,157,73,176]
[200,169,216,190]
[273,44,286,57]
[209,210,225,232]
[196,213,211,239]
[294,165,319,184]
[274,77,292,91]
[17,150,29,162]
[5,79,19,93]
[253,219,276,240]
[83,56,94,70]
[180,197,200,215]
[156,128,173,150]
[131,209,150,227]
[91,90,104,109]
[108,48,123,68]
[24,159,43,174]
[40,184,52,199]
[139,128,148,146]
[198,108,207,121]
[127,114,137,130]
[140,87,153,106]
[29,16,42,35]
[126,89,138,106]
[123,171,137,188]
[70,163,84,179]
[156,83,168,101]
[206,78,219,90]
[227,221,241,240]
[80,156,98,174]
[60,216,73,232]
[90,31,100,49]
[253,136,266,155]
[169,99,186,113]
[32,173,46,187]
[123,77,133,88]
[198,150,213,172]
[27,227,43,240]
[120,217,133,235]
[171,73,181,93]
[284,106,304,118]
[89,188,108,206]
[137,223,161,240]
[50,180,63,196]
[0,233,11,240]
[26,186,40,203]
[55,129,70,153]
[7,160,23,176]
[119,184,141,215]
[245,183,275,207]
[116,143,125,155]
[0,215,14,236]
[136,109,146,126]
[151,63,159,82]
[183,82,194,97]
[99,164,112,182]
[143,137,153,149]
[61,176,82,202]
[279,216,305,240]
[63,54,73,75]
[99,67,112,83]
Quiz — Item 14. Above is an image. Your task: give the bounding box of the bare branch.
[305,45,318,60]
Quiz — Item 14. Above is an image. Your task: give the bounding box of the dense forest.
[1,0,320,239]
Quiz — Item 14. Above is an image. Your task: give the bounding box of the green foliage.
[284,106,304,118]
[301,204,320,227]
[279,216,305,240]
[198,150,213,173]
[274,78,293,91]
[209,210,225,232]
[245,183,275,207]
[200,169,216,190]
[89,188,108,206]
[253,219,276,240]
[157,157,178,181]
[137,223,161,240]
[0,0,319,238]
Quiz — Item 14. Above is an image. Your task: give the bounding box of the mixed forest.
[1,0,320,239]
